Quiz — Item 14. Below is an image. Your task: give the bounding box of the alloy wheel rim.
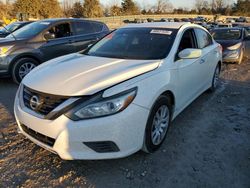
[19,62,36,79]
[151,105,170,145]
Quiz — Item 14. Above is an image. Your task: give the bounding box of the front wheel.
[142,95,172,153]
[12,58,38,84]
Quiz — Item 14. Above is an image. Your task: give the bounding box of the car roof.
[121,22,191,29]
[37,18,104,25]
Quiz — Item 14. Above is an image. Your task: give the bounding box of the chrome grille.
[23,86,68,116]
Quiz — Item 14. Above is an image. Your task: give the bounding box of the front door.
[40,22,76,62]
[175,29,208,110]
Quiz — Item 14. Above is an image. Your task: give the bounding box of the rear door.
[39,21,76,62]
[194,28,218,85]
[72,21,101,52]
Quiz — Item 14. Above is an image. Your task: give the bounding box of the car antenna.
[0,23,17,40]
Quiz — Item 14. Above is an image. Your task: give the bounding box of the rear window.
[84,27,177,60]
[75,21,95,35]
[211,29,242,40]
[92,23,104,32]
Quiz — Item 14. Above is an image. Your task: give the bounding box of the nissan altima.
[14,22,222,160]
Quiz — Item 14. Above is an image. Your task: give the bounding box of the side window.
[178,29,196,53]
[92,23,104,33]
[75,21,95,35]
[46,23,71,39]
[195,29,213,49]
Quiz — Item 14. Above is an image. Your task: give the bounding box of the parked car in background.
[210,27,249,64]
[0,18,109,83]
[243,26,250,58]
[160,18,169,22]
[181,18,190,22]
[147,18,154,22]
[236,17,247,23]
[225,18,236,23]
[217,23,232,28]
[0,21,33,38]
[14,22,222,160]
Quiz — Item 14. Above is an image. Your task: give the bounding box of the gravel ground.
[0,60,250,188]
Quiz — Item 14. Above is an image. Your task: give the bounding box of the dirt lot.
[0,60,250,188]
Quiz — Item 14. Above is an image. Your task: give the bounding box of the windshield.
[211,29,242,40]
[84,28,177,60]
[6,21,50,39]
[0,22,22,33]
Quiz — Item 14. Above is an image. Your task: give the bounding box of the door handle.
[200,59,205,64]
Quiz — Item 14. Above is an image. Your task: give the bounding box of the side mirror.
[44,31,55,40]
[178,48,202,59]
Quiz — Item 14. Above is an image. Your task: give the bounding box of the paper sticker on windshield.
[150,30,172,35]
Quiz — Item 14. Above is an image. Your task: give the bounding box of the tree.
[212,0,226,13]
[40,0,62,18]
[70,2,84,18]
[233,0,250,16]
[0,2,13,18]
[153,0,173,14]
[121,0,140,15]
[62,0,73,17]
[14,0,42,18]
[195,0,212,14]
[83,0,103,18]
[110,5,121,16]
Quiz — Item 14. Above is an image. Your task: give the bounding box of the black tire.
[208,64,220,92]
[237,50,244,64]
[12,58,39,84]
[142,95,172,153]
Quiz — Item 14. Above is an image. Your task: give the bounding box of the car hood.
[23,53,161,96]
[215,40,241,49]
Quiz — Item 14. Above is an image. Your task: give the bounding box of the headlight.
[0,45,13,55]
[66,87,137,120]
[227,43,242,50]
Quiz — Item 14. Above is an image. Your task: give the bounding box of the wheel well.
[9,55,41,72]
[161,90,175,107]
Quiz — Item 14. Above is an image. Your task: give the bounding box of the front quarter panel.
[103,65,178,115]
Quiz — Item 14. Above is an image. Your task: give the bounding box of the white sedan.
[14,22,222,160]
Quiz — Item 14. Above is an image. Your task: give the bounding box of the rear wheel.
[142,95,172,153]
[12,58,38,84]
[209,64,220,92]
[237,50,244,64]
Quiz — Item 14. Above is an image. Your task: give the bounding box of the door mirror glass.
[178,48,202,59]
[44,31,55,40]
